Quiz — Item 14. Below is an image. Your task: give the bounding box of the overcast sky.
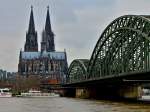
[0,0,150,72]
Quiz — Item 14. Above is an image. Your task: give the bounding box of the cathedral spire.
[24,6,38,52]
[41,6,55,52]
[28,6,35,33]
[45,6,52,34]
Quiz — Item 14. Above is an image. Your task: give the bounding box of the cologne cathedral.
[18,7,68,84]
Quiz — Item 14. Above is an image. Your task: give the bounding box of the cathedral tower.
[24,6,38,52]
[41,6,55,52]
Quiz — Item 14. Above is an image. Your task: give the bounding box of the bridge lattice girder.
[88,15,150,79]
[68,59,89,83]
[68,15,150,83]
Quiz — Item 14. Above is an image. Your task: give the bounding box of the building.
[0,69,16,81]
[18,6,68,84]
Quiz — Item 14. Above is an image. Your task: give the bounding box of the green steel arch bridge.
[67,15,150,86]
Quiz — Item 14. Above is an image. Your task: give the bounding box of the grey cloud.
[0,0,150,72]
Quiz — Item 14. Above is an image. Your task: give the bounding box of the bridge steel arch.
[68,59,89,83]
[88,15,150,79]
[68,15,150,83]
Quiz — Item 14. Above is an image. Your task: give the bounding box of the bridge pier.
[76,88,90,98]
[63,85,142,100]
[64,87,93,98]
[64,86,119,99]
[118,85,142,99]
[75,86,119,99]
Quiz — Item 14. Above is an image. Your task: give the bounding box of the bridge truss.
[68,59,89,83]
[68,15,150,83]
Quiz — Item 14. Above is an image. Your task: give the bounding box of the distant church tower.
[24,6,38,52]
[41,6,55,52]
[18,6,68,84]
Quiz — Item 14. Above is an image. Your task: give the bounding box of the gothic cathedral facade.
[18,7,68,84]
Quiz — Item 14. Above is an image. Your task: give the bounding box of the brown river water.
[0,97,150,112]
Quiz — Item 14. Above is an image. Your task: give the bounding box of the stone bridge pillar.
[118,85,142,99]
[76,88,90,98]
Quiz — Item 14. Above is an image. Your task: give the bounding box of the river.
[0,97,150,112]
